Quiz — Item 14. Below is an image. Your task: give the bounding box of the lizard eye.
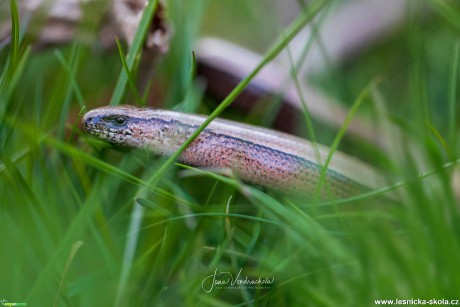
[113,116,127,126]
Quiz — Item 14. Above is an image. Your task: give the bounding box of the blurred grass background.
[1,0,460,306]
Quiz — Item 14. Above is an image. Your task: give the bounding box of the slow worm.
[83,105,383,197]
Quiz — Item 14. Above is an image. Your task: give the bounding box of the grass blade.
[109,0,159,106]
[314,78,381,200]
[449,41,460,152]
[115,36,143,105]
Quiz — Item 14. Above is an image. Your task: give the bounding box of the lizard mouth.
[82,114,109,136]
[82,119,109,138]
[83,121,99,134]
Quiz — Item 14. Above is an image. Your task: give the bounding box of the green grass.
[1,0,460,306]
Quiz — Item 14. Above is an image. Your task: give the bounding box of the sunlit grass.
[1,0,460,306]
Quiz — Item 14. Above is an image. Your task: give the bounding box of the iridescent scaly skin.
[83,105,383,197]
